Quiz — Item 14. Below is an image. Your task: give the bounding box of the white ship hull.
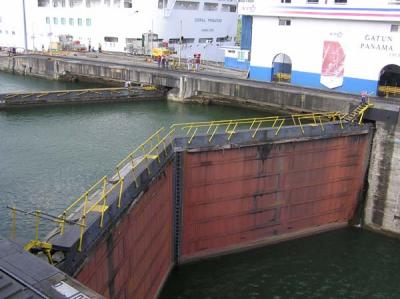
[0,0,239,62]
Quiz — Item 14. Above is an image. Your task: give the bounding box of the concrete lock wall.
[180,135,371,262]
[75,163,174,299]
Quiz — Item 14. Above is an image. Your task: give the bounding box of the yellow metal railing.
[8,109,373,257]
[273,72,291,82]
[7,206,84,263]
[170,112,345,143]
[378,85,400,97]
[2,86,159,102]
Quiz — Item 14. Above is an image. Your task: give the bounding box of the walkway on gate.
[0,85,164,108]
[5,101,373,263]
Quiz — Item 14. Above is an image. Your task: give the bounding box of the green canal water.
[160,228,400,299]
[0,72,267,238]
[1,72,400,299]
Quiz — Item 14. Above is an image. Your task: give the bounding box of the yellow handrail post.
[206,122,214,134]
[249,119,256,130]
[100,195,107,228]
[102,177,107,198]
[225,121,232,133]
[228,123,238,141]
[252,121,262,138]
[35,210,41,241]
[60,212,66,235]
[358,112,364,125]
[298,117,305,134]
[78,216,85,252]
[116,166,121,180]
[209,124,219,143]
[271,117,278,129]
[275,118,285,135]
[319,116,325,131]
[118,178,124,208]
[11,205,16,240]
[188,128,198,144]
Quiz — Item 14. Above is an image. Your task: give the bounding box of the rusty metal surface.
[181,135,369,260]
[76,163,174,299]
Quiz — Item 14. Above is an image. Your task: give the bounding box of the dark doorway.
[378,64,400,97]
[271,53,292,83]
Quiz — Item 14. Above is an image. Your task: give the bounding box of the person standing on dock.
[194,53,201,71]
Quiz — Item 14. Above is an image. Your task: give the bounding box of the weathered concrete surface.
[364,114,400,234]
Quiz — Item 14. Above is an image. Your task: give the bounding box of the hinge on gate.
[24,240,53,265]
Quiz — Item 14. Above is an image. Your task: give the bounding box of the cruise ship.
[0,0,239,61]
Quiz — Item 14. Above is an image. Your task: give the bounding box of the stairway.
[342,102,372,123]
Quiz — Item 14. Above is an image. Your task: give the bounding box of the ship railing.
[7,109,376,256]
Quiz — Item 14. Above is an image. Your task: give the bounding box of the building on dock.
[0,0,239,62]
[238,0,400,96]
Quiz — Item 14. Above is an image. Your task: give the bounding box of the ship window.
[53,0,66,7]
[307,0,319,3]
[38,0,50,7]
[104,0,111,6]
[0,30,2,34]
[281,0,291,3]
[113,0,121,7]
[77,18,82,26]
[174,1,200,10]
[69,18,74,25]
[12,31,15,35]
[86,18,91,26]
[124,0,132,8]
[221,4,236,12]
[61,17,66,25]
[216,36,231,42]
[169,38,180,44]
[105,36,118,42]
[53,17,58,25]
[199,37,213,43]
[46,17,50,24]
[86,0,101,7]
[69,0,83,7]
[279,18,291,26]
[334,0,347,3]
[391,24,400,32]
[182,38,195,44]
[204,2,218,11]
[158,0,169,8]
[126,38,142,43]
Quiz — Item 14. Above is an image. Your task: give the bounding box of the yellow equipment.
[152,47,174,57]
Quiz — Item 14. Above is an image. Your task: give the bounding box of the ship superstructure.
[0,0,239,61]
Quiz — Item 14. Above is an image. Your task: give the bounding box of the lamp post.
[179,20,182,66]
